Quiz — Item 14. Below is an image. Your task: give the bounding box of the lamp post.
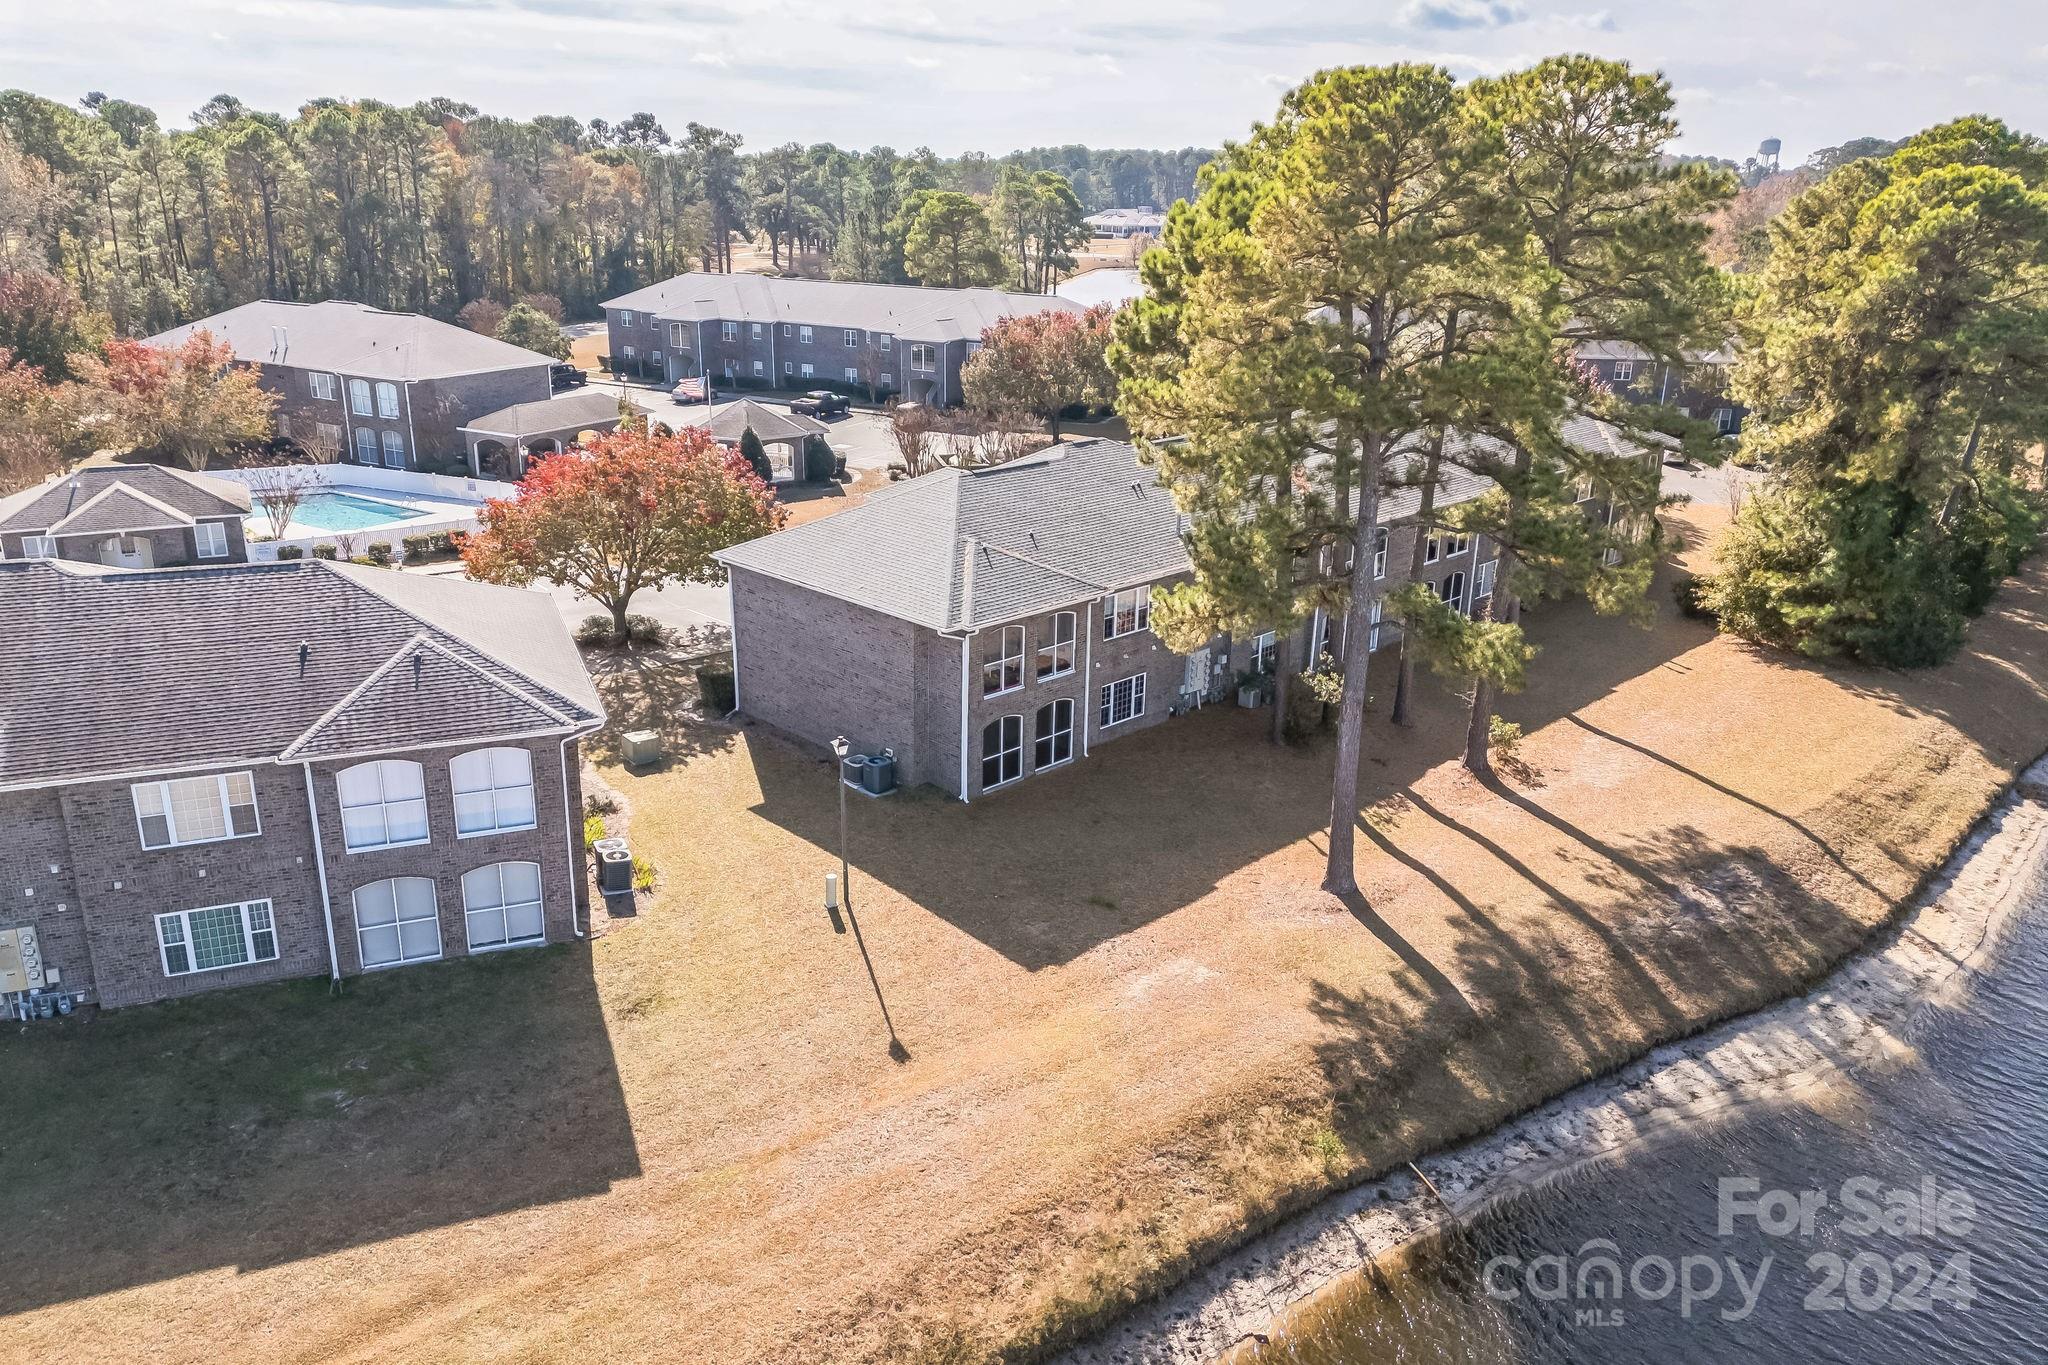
[828,735,851,933]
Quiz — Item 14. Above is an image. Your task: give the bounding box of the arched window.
[450,747,537,836]
[375,381,400,419]
[1034,699,1073,770]
[353,876,442,968]
[981,715,1022,790]
[462,861,545,950]
[336,759,428,852]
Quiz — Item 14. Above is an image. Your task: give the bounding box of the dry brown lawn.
[9,506,2048,1364]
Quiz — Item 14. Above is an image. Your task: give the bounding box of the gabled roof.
[460,390,623,440]
[146,299,559,382]
[0,464,250,534]
[47,482,195,536]
[0,558,603,789]
[602,272,1081,345]
[688,399,827,446]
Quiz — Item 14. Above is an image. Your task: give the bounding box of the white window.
[750,322,763,339]
[878,333,892,352]
[982,625,1025,696]
[1576,474,1597,502]
[723,362,736,380]
[450,747,537,836]
[910,343,936,371]
[1373,526,1388,578]
[799,325,814,344]
[651,349,663,364]
[194,521,229,559]
[783,361,794,376]
[462,860,544,950]
[620,310,634,326]
[157,900,277,977]
[753,360,765,377]
[381,429,405,467]
[1037,611,1076,680]
[133,772,260,849]
[843,328,859,347]
[1252,631,1277,673]
[309,371,337,401]
[1102,585,1151,639]
[354,427,377,462]
[317,421,343,451]
[623,344,636,360]
[1369,599,1384,651]
[782,322,792,337]
[722,321,739,341]
[1440,571,1467,613]
[1099,673,1146,728]
[845,367,859,383]
[1474,558,1498,600]
[1715,407,1737,434]
[375,382,400,420]
[348,378,373,416]
[1612,360,1635,384]
[353,876,441,968]
[1034,699,1074,770]
[336,759,429,852]
[981,714,1023,790]
[669,322,687,347]
[19,534,56,558]
[800,363,814,379]
[1423,532,1439,565]
[880,372,894,389]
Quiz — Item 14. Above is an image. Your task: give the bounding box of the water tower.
[1758,138,1783,174]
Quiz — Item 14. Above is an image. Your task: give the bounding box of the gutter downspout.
[300,762,342,985]
[957,538,979,801]
[1080,597,1094,758]
[560,724,601,939]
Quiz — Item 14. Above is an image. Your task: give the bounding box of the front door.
[102,535,153,569]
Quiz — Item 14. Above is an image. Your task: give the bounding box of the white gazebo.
[460,391,623,479]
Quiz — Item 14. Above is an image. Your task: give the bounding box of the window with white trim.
[1715,407,1737,434]
[801,362,814,379]
[353,427,377,462]
[751,322,763,338]
[981,714,1023,789]
[375,382,400,420]
[1612,360,1635,384]
[723,362,736,380]
[463,860,544,950]
[1102,585,1151,639]
[754,360,765,377]
[880,372,894,388]
[19,534,56,558]
[157,899,277,977]
[782,322,792,337]
[381,429,406,467]
[1251,630,1277,673]
[783,361,794,375]
[1037,611,1075,680]
[450,747,537,836]
[651,349,663,364]
[1099,673,1146,728]
[336,759,429,852]
[317,421,343,451]
[982,625,1025,696]
[1474,559,1497,600]
[349,378,373,416]
[669,322,687,347]
[1034,698,1074,769]
[1369,599,1384,651]
[623,344,636,360]
[194,521,229,559]
[793,325,811,344]
[878,333,892,352]
[133,772,260,849]
[1440,570,1467,613]
[1373,526,1388,578]
[910,343,936,371]
[309,371,337,401]
[722,321,739,341]
[353,876,441,968]
[845,367,859,383]
[843,328,859,347]
[620,310,635,326]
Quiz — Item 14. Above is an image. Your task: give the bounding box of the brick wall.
[10,735,589,1010]
[411,368,554,462]
[5,518,247,568]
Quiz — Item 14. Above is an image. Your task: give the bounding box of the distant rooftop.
[601,273,1080,344]
[146,299,561,382]
[0,463,250,535]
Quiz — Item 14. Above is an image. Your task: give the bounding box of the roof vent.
[298,641,311,675]
[411,652,425,687]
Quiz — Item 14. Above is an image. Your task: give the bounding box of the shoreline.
[1061,753,2048,1365]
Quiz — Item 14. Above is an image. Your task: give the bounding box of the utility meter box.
[0,926,46,993]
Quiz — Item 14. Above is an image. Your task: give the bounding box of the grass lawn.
[8,505,2048,1363]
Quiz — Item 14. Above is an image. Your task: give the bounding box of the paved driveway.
[580,378,900,473]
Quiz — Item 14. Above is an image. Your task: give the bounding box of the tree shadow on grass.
[584,647,741,768]
[0,942,636,1314]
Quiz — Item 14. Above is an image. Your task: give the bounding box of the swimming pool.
[253,490,431,532]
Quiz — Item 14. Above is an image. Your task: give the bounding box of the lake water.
[1238,875,2048,1364]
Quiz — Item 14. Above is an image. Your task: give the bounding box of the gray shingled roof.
[687,399,826,446]
[603,272,1080,344]
[0,464,249,534]
[460,390,623,439]
[146,299,559,381]
[0,559,602,788]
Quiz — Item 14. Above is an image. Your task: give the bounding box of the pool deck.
[245,485,487,540]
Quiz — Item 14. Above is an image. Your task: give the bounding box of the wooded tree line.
[0,88,1211,337]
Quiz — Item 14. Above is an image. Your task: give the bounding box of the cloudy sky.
[5,0,2044,163]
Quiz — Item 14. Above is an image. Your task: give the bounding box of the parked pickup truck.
[788,390,850,418]
[550,363,588,391]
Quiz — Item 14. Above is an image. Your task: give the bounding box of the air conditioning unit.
[0,926,46,993]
